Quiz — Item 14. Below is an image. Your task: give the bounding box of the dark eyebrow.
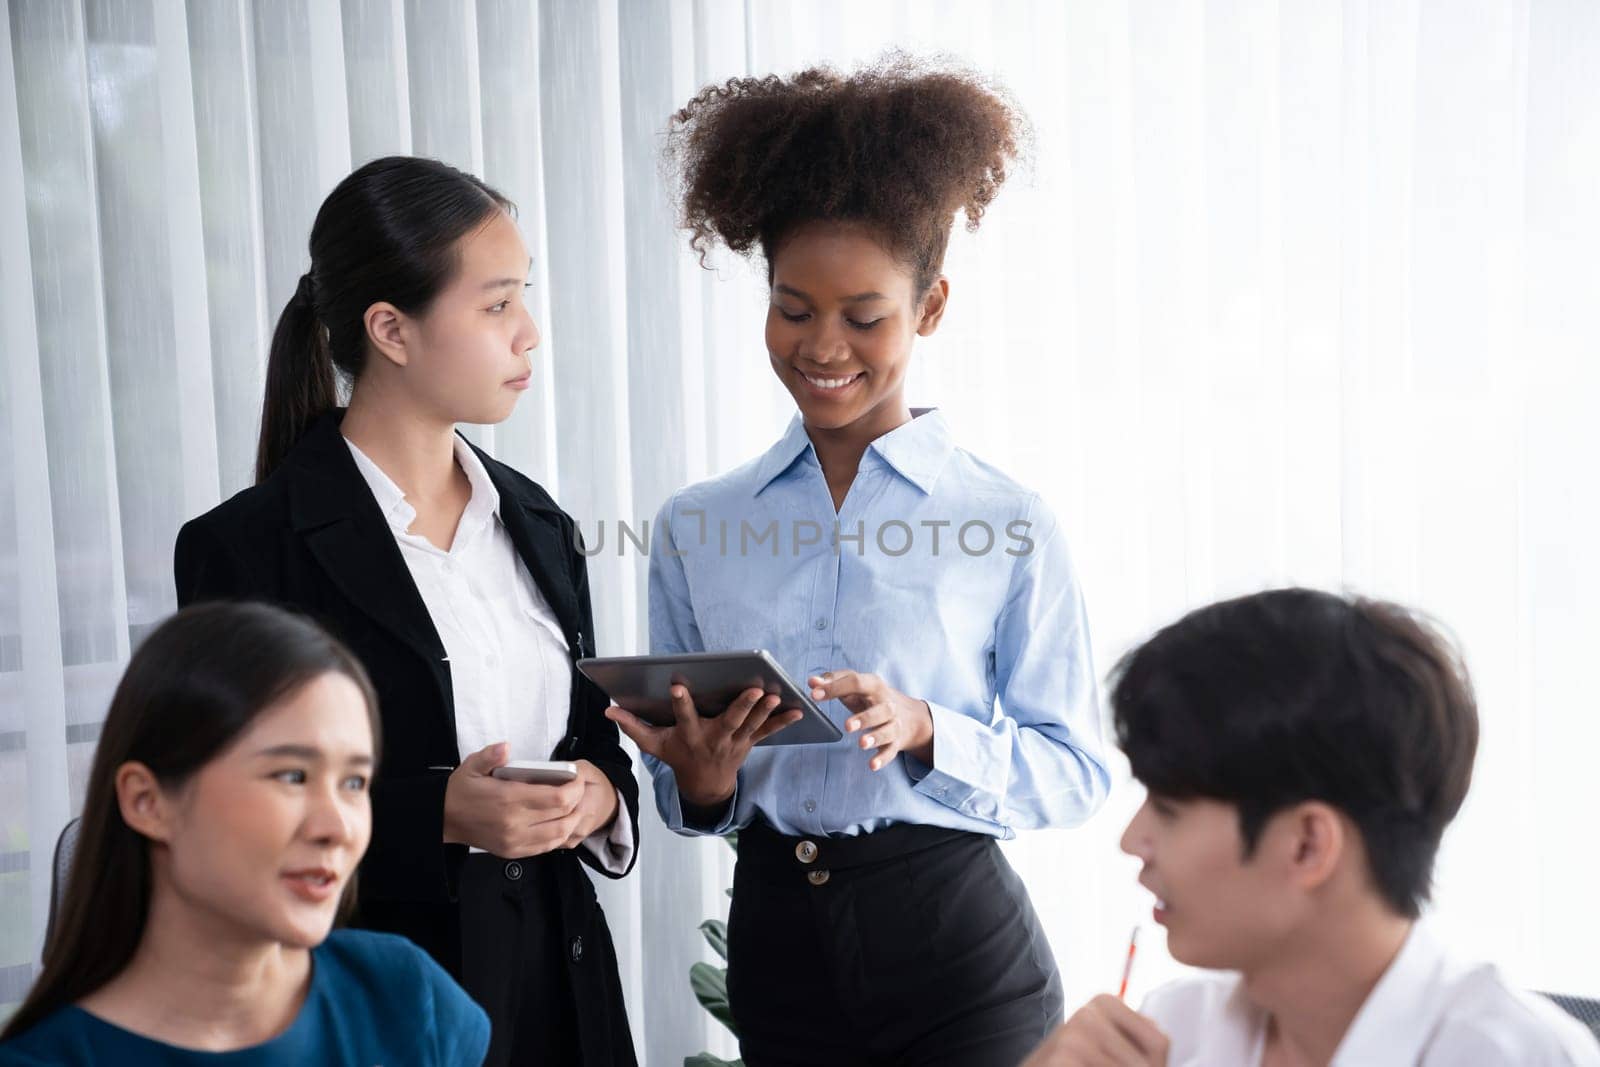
[254,743,374,767]
[774,284,887,305]
[482,257,535,292]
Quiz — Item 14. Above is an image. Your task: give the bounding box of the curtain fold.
[3,0,1598,1060]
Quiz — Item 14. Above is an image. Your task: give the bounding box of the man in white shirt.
[1023,589,1600,1067]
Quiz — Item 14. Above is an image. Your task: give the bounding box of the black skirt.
[727,821,1063,1066]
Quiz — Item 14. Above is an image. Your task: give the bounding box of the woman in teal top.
[1,929,484,1065]
[0,602,489,1065]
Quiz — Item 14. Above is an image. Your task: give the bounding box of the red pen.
[1117,925,1140,1001]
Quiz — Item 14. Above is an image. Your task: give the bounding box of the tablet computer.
[576,650,843,747]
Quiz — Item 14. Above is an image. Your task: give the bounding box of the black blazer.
[174,410,637,1059]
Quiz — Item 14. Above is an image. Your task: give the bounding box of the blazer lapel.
[472,443,603,752]
[286,415,449,670]
[483,457,581,644]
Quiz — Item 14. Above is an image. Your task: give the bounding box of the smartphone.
[490,760,579,786]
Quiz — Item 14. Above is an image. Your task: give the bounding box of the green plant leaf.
[684,1054,743,1067]
[689,961,737,1033]
[700,919,728,961]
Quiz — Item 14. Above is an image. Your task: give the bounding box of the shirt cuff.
[908,700,1008,824]
[580,786,636,874]
[669,776,741,837]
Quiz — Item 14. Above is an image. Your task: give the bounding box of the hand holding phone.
[443,744,587,856]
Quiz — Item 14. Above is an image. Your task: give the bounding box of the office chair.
[1541,992,1600,1045]
[42,816,81,952]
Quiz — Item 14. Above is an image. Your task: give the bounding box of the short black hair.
[1110,588,1478,919]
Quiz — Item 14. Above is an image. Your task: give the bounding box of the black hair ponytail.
[255,272,338,483]
[253,156,514,483]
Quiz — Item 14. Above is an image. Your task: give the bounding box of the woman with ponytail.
[174,156,638,1066]
[0,602,490,1064]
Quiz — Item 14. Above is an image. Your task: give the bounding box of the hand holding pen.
[1017,925,1169,1067]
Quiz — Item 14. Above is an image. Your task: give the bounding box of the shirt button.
[807,869,831,887]
[486,653,499,668]
[814,618,827,630]
[804,798,817,814]
[795,840,818,864]
[569,936,584,963]
[504,861,523,881]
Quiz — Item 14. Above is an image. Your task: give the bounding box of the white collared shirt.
[1142,923,1599,1066]
[344,435,633,872]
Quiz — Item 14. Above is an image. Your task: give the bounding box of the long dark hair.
[256,155,514,482]
[1,602,381,1041]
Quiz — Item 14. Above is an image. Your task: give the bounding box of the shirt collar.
[452,434,503,534]
[868,408,955,494]
[751,408,955,497]
[1330,922,1443,1066]
[343,433,501,541]
[751,415,818,496]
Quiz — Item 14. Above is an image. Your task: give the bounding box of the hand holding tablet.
[579,651,842,747]
[587,651,841,813]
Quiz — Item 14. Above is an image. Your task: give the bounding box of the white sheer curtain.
[2,0,1597,1061]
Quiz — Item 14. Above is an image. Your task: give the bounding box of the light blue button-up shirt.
[644,410,1110,839]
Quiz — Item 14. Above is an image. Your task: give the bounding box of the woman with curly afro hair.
[607,55,1111,1066]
